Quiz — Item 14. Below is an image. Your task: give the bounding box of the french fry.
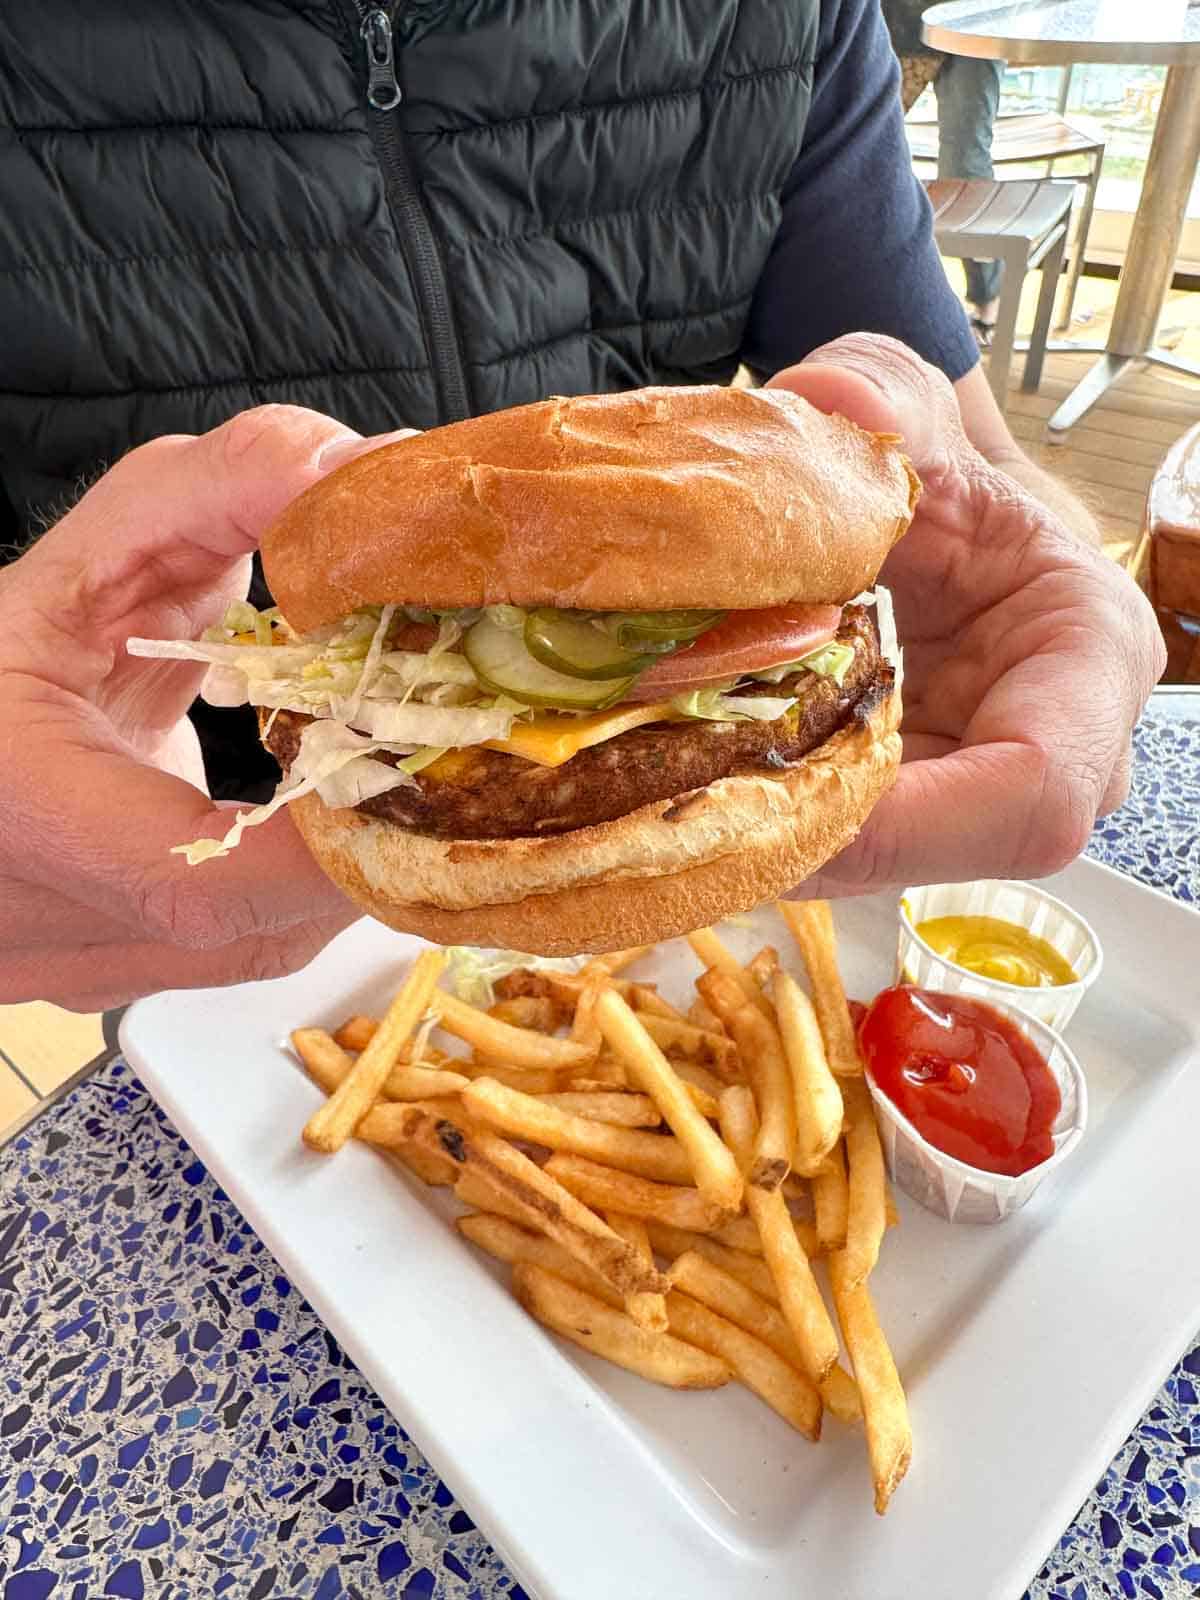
[643,1222,784,1305]
[456,1059,562,1095]
[604,1212,668,1334]
[667,1292,821,1438]
[595,990,744,1214]
[842,1078,887,1288]
[687,928,773,1019]
[432,990,596,1071]
[778,900,861,1076]
[330,1015,450,1065]
[782,1171,817,1211]
[399,1108,669,1308]
[384,1141,460,1188]
[637,1014,740,1079]
[812,1139,850,1253]
[369,1065,470,1101]
[564,1051,628,1089]
[461,1077,696,1185]
[665,1249,860,1430]
[694,967,757,1030]
[664,1249,861,1425]
[629,985,690,1024]
[676,1078,720,1119]
[545,1153,731,1233]
[513,1263,730,1390]
[669,1059,727,1104]
[543,971,641,1008]
[708,1214,765,1255]
[358,1097,484,1148]
[667,1249,808,1373]
[885,1182,901,1230]
[821,1363,865,1427]
[291,1027,355,1096]
[726,1002,795,1191]
[489,996,562,1033]
[458,1210,618,1303]
[829,1250,911,1513]
[455,1170,538,1227]
[293,1028,469,1105]
[580,946,652,979]
[746,946,781,991]
[534,1092,661,1128]
[687,997,728,1038]
[331,1014,379,1053]
[773,973,844,1176]
[719,1086,839,1385]
[303,950,446,1153]
[569,980,604,1056]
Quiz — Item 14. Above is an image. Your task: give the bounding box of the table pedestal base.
[1036,345,1200,438]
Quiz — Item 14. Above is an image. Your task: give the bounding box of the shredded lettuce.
[671,689,797,723]
[314,753,416,809]
[391,616,463,712]
[795,641,856,686]
[127,635,320,673]
[336,603,396,724]
[397,746,450,775]
[747,641,856,687]
[443,946,582,1007]
[172,721,421,865]
[349,700,515,745]
[379,651,477,687]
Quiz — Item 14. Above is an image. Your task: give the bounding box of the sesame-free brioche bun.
[261,386,920,633]
[286,678,900,957]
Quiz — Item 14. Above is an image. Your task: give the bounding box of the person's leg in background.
[934,55,1005,339]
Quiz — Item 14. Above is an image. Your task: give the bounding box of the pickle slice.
[462,615,635,709]
[524,609,656,680]
[610,609,726,648]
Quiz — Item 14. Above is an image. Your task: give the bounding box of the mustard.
[913,915,1077,988]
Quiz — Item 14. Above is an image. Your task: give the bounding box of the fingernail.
[317,433,368,471]
[319,428,420,473]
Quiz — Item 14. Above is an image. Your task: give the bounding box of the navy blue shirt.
[743,0,979,384]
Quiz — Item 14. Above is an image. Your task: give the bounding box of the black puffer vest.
[0,1,819,547]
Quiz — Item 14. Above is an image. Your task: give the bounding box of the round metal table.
[922,0,1200,435]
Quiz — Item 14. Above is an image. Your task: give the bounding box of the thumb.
[766,332,967,474]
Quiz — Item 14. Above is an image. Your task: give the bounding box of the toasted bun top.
[262,386,920,633]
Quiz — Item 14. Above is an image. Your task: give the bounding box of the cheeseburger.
[130,387,919,955]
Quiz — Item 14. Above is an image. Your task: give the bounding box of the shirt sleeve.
[741,0,979,383]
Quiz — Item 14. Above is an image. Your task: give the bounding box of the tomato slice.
[626,605,843,701]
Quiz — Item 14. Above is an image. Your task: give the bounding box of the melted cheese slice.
[483,700,679,768]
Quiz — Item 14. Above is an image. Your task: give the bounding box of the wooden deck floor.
[2,272,1196,1137]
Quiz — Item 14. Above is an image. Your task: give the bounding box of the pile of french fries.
[291,900,911,1514]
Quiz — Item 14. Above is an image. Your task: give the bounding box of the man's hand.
[769,335,1166,897]
[0,405,411,1011]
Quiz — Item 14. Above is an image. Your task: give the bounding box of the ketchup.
[857,987,1060,1177]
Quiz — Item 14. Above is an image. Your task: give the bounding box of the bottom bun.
[289,680,901,956]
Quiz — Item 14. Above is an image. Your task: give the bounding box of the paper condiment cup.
[864,996,1088,1224]
[897,879,1103,1034]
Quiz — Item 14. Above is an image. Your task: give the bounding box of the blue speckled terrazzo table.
[1,703,1197,1600]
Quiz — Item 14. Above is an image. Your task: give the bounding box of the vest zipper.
[339,2,471,423]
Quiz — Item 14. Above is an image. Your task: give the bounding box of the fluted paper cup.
[897,879,1103,1033]
[865,998,1088,1224]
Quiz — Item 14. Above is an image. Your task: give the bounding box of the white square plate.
[121,858,1200,1600]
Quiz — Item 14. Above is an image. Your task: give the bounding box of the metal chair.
[925,178,1073,410]
[908,112,1106,331]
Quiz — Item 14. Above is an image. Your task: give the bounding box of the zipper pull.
[361,9,401,111]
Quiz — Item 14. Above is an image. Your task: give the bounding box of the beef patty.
[263,605,888,841]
